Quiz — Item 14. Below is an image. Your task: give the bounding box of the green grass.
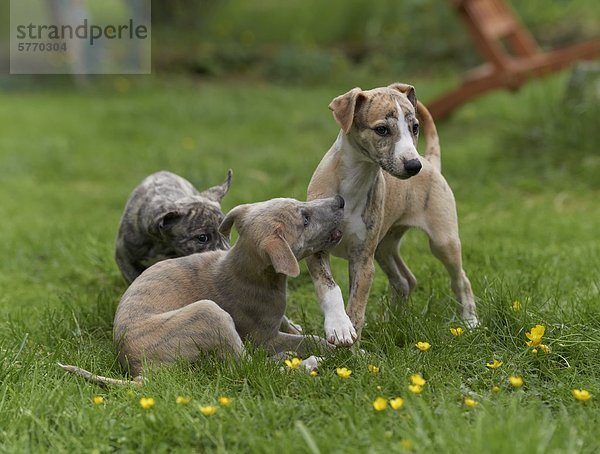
[1,73,599,453]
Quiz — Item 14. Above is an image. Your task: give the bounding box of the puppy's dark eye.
[412,123,419,135]
[303,215,310,227]
[374,126,389,136]
[197,233,210,243]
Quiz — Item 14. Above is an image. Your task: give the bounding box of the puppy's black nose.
[404,159,422,176]
[335,195,345,209]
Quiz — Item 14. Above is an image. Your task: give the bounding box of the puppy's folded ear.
[219,203,249,238]
[262,231,300,277]
[388,83,417,109]
[156,210,183,232]
[329,87,363,134]
[200,169,233,203]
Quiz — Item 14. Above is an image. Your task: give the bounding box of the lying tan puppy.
[306,83,478,345]
[61,196,344,383]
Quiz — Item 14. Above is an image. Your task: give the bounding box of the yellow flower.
[181,136,195,150]
[92,396,104,405]
[415,342,431,352]
[400,439,414,450]
[199,405,218,416]
[372,397,388,411]
[336,367,352,379]
[176,396,192,405]
[572,389,591,402]
[284,357,302,369]
[450,327,464,337]
[139,397,155,410]
[408,385,423,394]
[464,398,477,408]
[492,386,501,393]
[539,344,551,354]
[218,397,232,407]
[486,359,503,369]
[525,324,545,347]
[390,397,404,410]
[310,370,318,377]
[511,300,522,312]
[410,374,426,386]
[368,364,380,374]
[532,348,538,354]
[509,376,524,388]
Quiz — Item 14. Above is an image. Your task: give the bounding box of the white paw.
[287,319,303,334]
[464,314,480,329]
[301,355,322,371]
[324,314,357,347]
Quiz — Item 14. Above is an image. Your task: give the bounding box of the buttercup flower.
[199,405,218,416]
[572,389,592,402]
[218,397,232,407]
[285,357,302,369]
[415,342,431,352]
[368,364,380,374]
[408,385,423,394]
[539,344,551,353]
[509,376,524,388]
[400,439,414,450]
[336,367,352,379]
[450,327,464,337]
[176,396,192,405]
[93,396,104,405]
[525,324,545,347]
[464,398,477,408]
[373,397,388,411]
[310,370,318,377]
[511,300,522,312]
[390,397,404,410]
[410,374,426,386]
[486,359,503,369]
[139,397,155,409]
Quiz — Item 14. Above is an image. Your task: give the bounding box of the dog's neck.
[223,239,288,291]
[336,131,381,210]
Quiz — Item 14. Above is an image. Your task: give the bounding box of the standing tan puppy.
[306,83,478,346]
[112,196,344,376]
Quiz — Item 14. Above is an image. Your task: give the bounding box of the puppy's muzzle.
[328,229,343,245]
[404,159,422,176]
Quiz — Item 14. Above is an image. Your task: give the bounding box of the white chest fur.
[331,137,379,258]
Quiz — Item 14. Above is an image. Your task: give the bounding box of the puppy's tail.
[58,363,143,388]
[417,101,441,172]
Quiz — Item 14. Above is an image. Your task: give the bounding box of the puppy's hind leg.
[426,232,478,328]
[128,300,244,370]
[375,227,417,311]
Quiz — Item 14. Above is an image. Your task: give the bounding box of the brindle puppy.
[115,170,232,284]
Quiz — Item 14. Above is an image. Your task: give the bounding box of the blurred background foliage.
[150,0,599,83]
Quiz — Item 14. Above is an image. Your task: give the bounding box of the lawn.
[0,73,599,453]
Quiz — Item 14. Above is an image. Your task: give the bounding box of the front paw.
[324,314,357,347]
[301,355,323,372]
[286,318,303,335]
